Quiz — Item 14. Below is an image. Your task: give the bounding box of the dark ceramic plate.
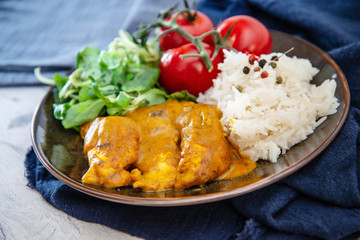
[31,30,350,206]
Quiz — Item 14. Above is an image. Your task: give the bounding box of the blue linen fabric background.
[0,0,175,86]
[7,0,359,239]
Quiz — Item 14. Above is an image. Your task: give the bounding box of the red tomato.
[216,15,272,56]
[159,43,222,96]
[158,10,215,51]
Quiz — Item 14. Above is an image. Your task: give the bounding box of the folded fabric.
[25,0,360,239]
[0,0,175,86]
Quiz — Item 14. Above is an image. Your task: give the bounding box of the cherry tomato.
[216,15,272,56]
[159,43,222,96]
[158,10,215,51]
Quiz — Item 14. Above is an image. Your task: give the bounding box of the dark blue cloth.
[23,0,360,239]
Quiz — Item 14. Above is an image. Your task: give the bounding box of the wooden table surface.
[0,86,140,240]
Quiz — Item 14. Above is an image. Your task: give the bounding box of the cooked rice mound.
[197,50,339,162]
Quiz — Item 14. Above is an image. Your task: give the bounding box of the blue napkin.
[24,0,360,239]
[0,0,174,86]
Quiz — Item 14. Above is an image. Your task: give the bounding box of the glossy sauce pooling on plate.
[80,100,256,191]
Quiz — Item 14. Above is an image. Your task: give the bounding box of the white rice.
[197,50,339,162]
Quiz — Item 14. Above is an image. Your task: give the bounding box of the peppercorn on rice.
[197,50,339,162]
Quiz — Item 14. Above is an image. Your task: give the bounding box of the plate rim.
[31,29,351,207]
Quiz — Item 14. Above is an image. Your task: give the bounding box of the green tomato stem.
[135,5,237,71]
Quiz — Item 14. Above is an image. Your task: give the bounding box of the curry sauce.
[80,100,256,191]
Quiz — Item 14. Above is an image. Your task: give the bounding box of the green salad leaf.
[35,30,195,129]
[121,67,159,92]
[62,99,106,129]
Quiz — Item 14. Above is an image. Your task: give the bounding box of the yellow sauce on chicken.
[80,100,256,191]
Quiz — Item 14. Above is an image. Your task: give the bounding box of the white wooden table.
[0,86,140,240]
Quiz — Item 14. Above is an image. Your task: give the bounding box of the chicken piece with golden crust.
[126,101,181,191]
[174,103,233,189]
[80,116,140,188]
